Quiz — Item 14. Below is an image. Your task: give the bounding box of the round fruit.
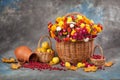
[47,48,53,53]
[40,48,47,53]
[52,57,60,64]
[65,62,71,68]
[77,62,83,68]
[42,41,50,49]
[77,62,85,68]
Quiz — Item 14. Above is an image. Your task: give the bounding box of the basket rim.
[64,12,84,17]
[90,57,106,60]
[35,51,54,54]
[56,38,94,43]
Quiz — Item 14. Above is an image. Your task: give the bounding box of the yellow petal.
[71,30,76,35]
[80,23,85,28]
[77,15,83,20]
[67,17,73,23]
[92,24,97,29]
[86,27,91,33]
[58,21,64,27]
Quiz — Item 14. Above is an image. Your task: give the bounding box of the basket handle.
[92,45,104,59]
[64,12,84,17]
[37,35,52,49]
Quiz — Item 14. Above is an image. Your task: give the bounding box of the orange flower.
[56,17,62,22]
[51,24,57,31]
[50,31,56,38]
[97,27,102,33]
[91,30,97,35]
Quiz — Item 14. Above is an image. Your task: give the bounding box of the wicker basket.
[56,39,94,64]
[90,45,105,66]
[35,35,54,63]
[56,12,95,64]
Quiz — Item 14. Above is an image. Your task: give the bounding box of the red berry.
[60,62,65,67]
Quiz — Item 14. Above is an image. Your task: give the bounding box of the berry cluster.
[92,54,104,59]
[22,61,66,71]
[48,14,103,42]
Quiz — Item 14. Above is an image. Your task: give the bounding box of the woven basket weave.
[56,39,94,64]
[35,35,54,63]
[56,12,94,64]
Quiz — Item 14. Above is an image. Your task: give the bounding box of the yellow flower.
[97,27,102,33]
[85,24,91,33]
[86,26,91,33]
[80,23,85,28]
[92,24,97,29]
[56,17,62,22]
[71,29,76,35]
[75,19,79,23]
[77,15,83,20]
[67,17,73,23]
[58,21,64,27]
[93,24,102,33]
[51,25,57,31]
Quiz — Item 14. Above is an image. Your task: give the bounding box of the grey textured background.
[0,0,120,80]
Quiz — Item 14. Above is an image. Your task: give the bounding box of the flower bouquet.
[48,12,103,64]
